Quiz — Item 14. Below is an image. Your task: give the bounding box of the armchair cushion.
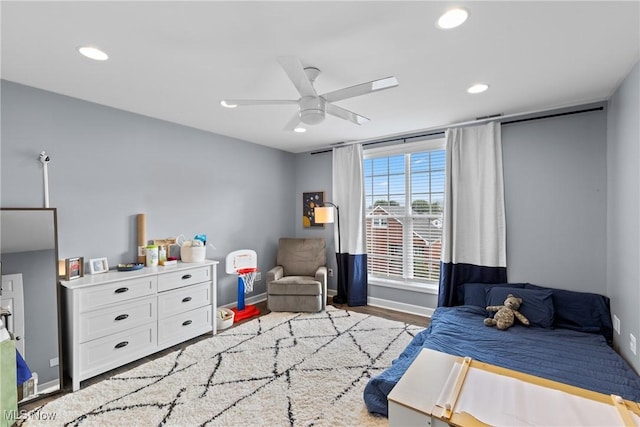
[268,238,328,312]
[268,277,322,295]
[277,238,326,276]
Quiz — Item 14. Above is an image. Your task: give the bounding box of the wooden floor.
[20,299,430,412]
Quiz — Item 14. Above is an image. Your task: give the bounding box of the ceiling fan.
[221,56,399,131]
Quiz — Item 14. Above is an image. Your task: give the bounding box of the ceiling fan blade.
[321,76,399,103]
[277,56,317,98]
[284,113,302,131]
[326,103,370,125]
[221,99,297,107]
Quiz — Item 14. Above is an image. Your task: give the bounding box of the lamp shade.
[314,206,334,224]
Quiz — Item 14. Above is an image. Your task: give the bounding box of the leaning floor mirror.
[1,208,62,404]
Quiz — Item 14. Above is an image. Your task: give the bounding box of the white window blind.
[364,138,445,286]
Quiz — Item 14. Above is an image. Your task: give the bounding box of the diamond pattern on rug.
[20,306,423,427]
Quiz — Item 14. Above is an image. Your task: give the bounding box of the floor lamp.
[314,202,346,304]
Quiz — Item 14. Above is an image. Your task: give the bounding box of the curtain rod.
[309,102,605,155]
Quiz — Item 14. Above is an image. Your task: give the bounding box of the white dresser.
[61,260,218,391]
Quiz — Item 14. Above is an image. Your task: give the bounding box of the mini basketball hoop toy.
[225,249,261,322]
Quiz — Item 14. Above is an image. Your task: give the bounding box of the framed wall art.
[302,191,324,228]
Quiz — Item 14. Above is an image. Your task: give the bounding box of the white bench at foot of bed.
[388,348,640,427]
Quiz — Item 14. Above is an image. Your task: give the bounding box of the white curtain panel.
[441,121,506,268]
[332,144,366,255]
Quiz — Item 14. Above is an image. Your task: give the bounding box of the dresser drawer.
[79,322,157,375]
[79,296,157,343]
[79,276,157,312]
[158,305,211,347]
[158,266,210,292]
[158,282,210,318]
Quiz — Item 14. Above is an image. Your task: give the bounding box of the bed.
[364,283,640,417]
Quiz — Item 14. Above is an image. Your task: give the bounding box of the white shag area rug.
[22,306,423,426]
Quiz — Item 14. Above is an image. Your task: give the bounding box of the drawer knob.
[182,320,192,326]
[114,341,129,349]
[182,297,192,303]
[115,287,129,294]
[114,314,129,321]
[181,274,192,280]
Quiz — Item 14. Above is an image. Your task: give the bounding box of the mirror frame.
[1,207,64,404]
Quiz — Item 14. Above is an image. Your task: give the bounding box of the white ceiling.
[1,1,638,153]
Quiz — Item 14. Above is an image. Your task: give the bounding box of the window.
[372,218,388,228]
[364,138,445,288]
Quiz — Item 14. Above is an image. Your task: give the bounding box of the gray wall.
[607,61,639,369]
[293,110,610,312]
[293,150,337,291]
[503,110,607,293]
[1,80,296,306]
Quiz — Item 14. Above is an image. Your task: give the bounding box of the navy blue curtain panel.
[333,145,368,307]
[439,123,507,307]
[337,253,368,306]
[438,262,507,307]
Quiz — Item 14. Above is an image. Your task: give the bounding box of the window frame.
[372,217,388,228]
[363,137,445,293]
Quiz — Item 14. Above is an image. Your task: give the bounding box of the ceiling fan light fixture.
[467,83,489,94]
[436,8,469,29]
[300,109,325,125]
[299,96,326,125]
[78,46,108,61]
[223,56,399,128]
[220,100,238,108]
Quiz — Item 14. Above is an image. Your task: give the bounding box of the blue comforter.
[364,305,640,416]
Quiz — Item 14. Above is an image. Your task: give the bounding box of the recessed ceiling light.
[436,8,469,29]
[78,46,108,61]
[220,100,237,108]
[467,83,489,94]
[294,127,307,133]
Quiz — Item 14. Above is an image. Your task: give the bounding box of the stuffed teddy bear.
[484,294,530,330]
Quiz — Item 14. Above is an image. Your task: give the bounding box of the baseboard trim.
[219,293,267,310]
[37,379,60,395]
[222,291,433,318]
[367,296,434,318]
[329,288,433,318]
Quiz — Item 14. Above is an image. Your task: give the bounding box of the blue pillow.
[524,284,613,342]
[460,282,527,307]
[486,287,555,328]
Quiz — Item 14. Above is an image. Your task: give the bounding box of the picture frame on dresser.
[65,257,84,280]
[89,257,109,274]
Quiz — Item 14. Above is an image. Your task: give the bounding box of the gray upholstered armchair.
[266,238,327,312]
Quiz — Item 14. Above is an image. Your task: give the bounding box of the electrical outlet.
[50,357,59,367]
[613,314,621,334]
[328,268,334,277]
[255,272,262,282]
[630,333,636,355]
